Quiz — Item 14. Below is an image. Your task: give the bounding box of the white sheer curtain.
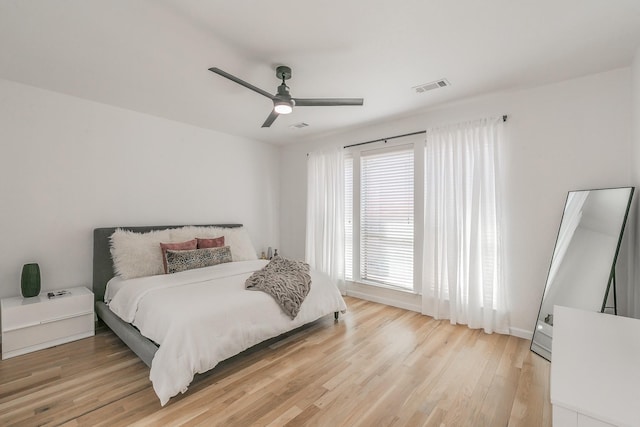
[306,147,346,293]
[422,117,508,334]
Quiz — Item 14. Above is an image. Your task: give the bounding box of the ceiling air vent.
[289,122,309,129]
[413,78,450,93]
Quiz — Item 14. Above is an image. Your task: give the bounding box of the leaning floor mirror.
[530,187,634,361]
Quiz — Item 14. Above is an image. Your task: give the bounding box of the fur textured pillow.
[224,227,259,261]
[165,246,232,274]
[110,228,174,279]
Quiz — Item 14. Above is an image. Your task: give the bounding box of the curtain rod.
[342,114,508,149]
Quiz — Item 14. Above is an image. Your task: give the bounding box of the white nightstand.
[1,286,95,360]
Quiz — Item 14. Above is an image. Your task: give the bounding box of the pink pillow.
[160,239,197,273]
[197,236,225,249]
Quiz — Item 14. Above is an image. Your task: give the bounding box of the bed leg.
[334,311,339,321]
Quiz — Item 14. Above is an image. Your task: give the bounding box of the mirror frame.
[530,186,634,361]
[600,188,634,314]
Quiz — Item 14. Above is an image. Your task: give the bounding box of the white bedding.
[106,260,347,406]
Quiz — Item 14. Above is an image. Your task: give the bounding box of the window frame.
[345,134,425,293]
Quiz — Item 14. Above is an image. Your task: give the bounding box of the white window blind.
[360,147,414,289]
[344,156,353,281]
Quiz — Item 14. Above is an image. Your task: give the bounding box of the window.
[341,118,505,331]
[345,143,417,291]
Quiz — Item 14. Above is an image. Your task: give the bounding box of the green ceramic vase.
[21,263,41,297]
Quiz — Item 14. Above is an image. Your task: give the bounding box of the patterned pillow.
[160,239,198,273]
[165,246,233,274]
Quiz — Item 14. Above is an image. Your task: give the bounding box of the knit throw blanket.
[245,256,311,319]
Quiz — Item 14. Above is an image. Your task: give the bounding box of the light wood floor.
[0,297,551,426]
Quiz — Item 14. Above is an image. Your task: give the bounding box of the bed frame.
[92,224,242,367]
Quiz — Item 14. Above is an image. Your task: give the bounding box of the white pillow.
[223,227,258,261]
[110,228,173,279]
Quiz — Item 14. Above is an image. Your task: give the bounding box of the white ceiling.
[1,0,639,145]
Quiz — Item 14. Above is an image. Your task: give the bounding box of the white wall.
[0,78,280,299]
[280,67,632,336]
[629,48,640,317]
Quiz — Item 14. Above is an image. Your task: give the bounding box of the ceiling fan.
[208,65,364,128]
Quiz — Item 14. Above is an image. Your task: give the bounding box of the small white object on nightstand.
[1,286,95,360]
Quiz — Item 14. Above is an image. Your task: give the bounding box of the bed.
[92,224,347,405]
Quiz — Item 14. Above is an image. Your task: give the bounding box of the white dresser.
[551,305,640,427]
[1,286,95,359]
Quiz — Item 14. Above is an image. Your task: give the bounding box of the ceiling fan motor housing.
[277,83,292,98]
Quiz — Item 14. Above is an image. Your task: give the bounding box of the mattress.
[105,259,347,405]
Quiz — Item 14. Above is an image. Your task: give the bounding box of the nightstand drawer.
[2,292,93,331]
[2,313,94,357]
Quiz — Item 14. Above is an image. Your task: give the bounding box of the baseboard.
[346,288,421,313]
[509,327,533,340]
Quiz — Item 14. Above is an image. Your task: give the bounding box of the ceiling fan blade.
[209,67,275,100]
[261,110,279,128]
[293,98,364,107]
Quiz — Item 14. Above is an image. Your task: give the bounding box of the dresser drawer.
[2,313,94,356]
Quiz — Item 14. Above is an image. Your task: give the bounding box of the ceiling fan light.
[274,100,293,114]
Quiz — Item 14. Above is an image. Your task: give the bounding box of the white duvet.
[106,260,347,406]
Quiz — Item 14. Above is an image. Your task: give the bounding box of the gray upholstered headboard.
[92,224,242,302]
